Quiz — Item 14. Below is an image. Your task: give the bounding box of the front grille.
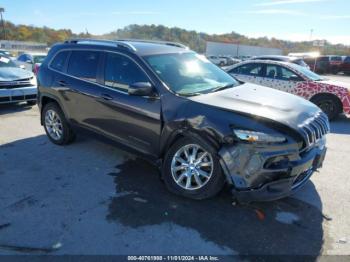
[298,112,330,148]
[0,77,33,89]
[292,168,313,189]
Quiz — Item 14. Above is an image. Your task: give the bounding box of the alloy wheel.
[171,144,214,190]
[45,109,63,141]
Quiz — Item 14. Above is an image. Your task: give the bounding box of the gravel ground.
[0,75,350,257]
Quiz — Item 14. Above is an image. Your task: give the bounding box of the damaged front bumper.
[219,138,327,202]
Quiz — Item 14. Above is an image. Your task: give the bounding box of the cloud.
[111,11,160,15]
[255,0,327,6]
[234,9,306,16]
[320,15,350,20]
[33,10,44,16]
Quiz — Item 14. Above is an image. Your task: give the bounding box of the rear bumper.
[0,86,37,104]
[219,139,327,202]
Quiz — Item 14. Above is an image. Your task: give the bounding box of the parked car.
[220,56,241,66]
[0,55,37,105]
[250,55,310,69]
[207,55,226,66]
[16,52,47,74]
[226,60,350,119]
[303,55,343,74]
[328,55,343,74]
[341,56,350,75]
[38,39,329,202]
[0,49,16,60]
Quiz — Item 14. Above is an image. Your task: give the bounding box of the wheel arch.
[310,92,343,113]
[160,128,221,159]
[40,94,69,125]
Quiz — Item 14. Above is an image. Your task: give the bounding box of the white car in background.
[226,60,350,120]
[16,52,47,74]
[206,55,227,66]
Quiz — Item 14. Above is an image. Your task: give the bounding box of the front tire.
[42,102,75,145]
[162,137,225,200]
[311,95,342,120]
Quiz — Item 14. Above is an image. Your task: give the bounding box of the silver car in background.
[16,52,47,74]
[0,55,37,105]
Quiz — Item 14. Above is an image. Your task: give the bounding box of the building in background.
[0,40,47,53]
[206,41,283,57]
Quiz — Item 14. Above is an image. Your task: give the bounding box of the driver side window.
[104,53,149,92]
[265,65,302,81]
[280,67,303,81]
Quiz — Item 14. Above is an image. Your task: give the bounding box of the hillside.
[2,21,350,55]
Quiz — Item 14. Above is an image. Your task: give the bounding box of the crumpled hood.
[188,83,322,130]
[0,67,33,81]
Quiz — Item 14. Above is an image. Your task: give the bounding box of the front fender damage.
[218,140,325,202]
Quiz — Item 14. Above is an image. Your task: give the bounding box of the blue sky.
[2,0,350,45]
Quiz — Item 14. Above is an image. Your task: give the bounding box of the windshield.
[144,52,239,95]
[34,55,46,64]
[0,56,18,68]
[294,59,308,67]
[289,63,324,81]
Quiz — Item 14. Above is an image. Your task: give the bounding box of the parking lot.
[0,74,350,256]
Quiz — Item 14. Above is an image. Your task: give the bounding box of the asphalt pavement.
[0,75,349,256]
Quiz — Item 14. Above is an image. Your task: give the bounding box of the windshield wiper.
[209,83,235,93]
[178,92,202,97]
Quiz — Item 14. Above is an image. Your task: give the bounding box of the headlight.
[233,129,286,143]
[30,76,37,86]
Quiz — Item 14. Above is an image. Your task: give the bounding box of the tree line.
[2,21,350,55]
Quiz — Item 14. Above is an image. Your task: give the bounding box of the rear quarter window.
[50,51,69,72]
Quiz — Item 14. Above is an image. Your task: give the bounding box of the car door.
[53,50,105,129]
[92,52,162,157]
[259,64,304,94]
[228,63,264,85]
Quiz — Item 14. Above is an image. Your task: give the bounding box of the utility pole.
[0,7,5,40]
[309,29,314,42]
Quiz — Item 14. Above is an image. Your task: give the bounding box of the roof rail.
[64,39,137,52]
[117,39,189,50]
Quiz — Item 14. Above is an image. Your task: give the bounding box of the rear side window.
[104,53,148,91]
[50,51,69,72]
[67,51,100,82]
[230,63,263,76]
[345,57,350,62]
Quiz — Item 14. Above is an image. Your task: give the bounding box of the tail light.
[33,63,41,75]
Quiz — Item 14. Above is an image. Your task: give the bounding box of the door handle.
[58,80,67,87]
[100,94,113,100]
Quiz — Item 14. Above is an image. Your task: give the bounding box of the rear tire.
[162,136,225,200]
[311,95,342,120]
[42,102,75,145]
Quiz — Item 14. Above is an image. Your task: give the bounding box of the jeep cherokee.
[37,39,329,201]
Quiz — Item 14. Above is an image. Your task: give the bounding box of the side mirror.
[25,59,33,64]
[128,82,155,96]
[19,65,26,69]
